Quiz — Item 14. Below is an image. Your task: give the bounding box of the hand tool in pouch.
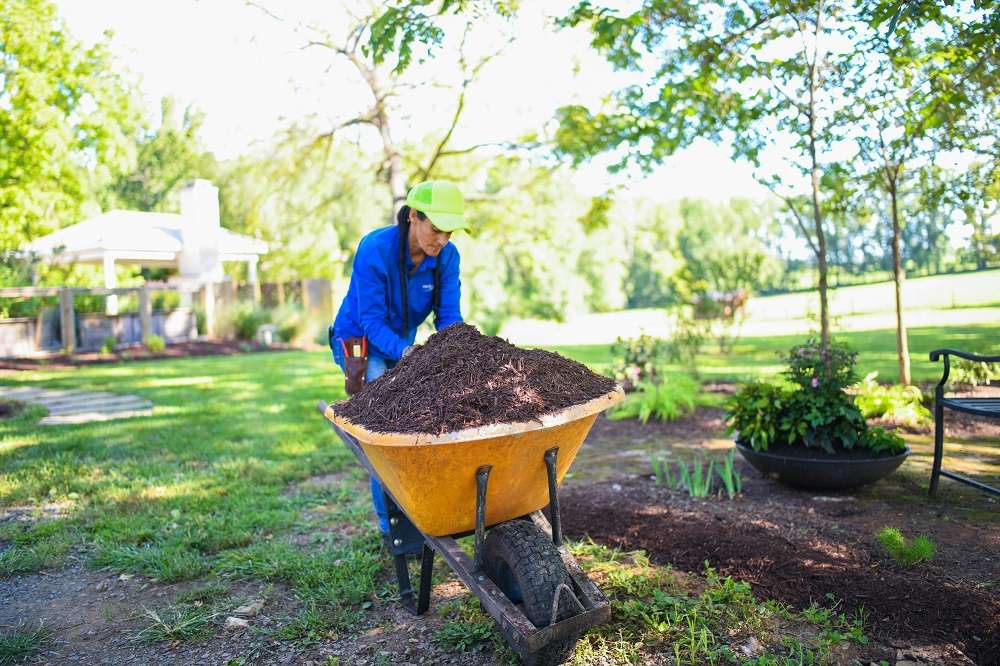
[341,336,368,395]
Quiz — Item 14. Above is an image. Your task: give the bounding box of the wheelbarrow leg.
[382,490,429,615]
[474,464,492,571]
[417,543,435,614]
[392,552,416,613]
[544,447,563,547]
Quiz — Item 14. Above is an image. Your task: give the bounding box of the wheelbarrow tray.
[323,387,624,537]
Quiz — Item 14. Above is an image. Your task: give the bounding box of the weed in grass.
[175,582,231,605]
[0,622,51,665]
[0,533,72,577]
[93,543,208,582]
[876,527,935,566]
[275,604,336,646]
[134,605,218,643]
[434,619,494,652]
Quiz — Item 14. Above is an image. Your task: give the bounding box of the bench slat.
[940,397,1000,418]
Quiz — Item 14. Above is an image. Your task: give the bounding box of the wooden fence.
[0,279,336,357]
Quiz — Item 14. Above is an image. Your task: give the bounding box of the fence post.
[252,281,261,306]
[201,283,216,338]
[139,286,152,344]
[301,279,311,313]
[59,287,75,353]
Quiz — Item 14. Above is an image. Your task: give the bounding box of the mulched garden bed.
[0,340,292,371]
[562,472,1000,665]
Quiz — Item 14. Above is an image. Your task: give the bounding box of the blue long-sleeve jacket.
[332,225,462,363]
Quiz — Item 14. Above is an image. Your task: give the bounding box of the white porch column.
[247,256,261,305]
[103,253,119,315]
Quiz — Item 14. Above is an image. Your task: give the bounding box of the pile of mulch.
[334,323,617,434]
[561,477,999,665]
[0,340,291,370]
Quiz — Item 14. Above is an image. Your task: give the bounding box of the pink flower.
[811,376,819,388]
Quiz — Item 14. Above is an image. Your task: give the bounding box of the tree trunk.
[889,177,911,385]
[808,1,830,349]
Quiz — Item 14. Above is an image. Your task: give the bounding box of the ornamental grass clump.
[726,338,905,456]
[876,527,935,566]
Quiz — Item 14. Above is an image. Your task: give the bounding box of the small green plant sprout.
[100,335,117,354]
[877,527,935,566]
[649,454,675,487]
[677,458,715,498]
[715,449,742,499]
[145,334,166,353]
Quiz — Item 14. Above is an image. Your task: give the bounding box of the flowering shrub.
[726,338,905,455]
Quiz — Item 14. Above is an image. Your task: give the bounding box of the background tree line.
[2,0,997,374]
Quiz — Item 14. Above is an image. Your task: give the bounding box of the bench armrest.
[929,348,1000,395]
[929,349,1000,363]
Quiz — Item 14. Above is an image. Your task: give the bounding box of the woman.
[329,179,469,533]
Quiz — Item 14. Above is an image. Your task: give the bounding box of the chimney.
[177,179,224,283]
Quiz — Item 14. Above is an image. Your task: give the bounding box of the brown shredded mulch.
[334,323,617,434]
[562,476,1000,665]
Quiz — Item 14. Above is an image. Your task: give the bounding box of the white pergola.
[25,180,267,314]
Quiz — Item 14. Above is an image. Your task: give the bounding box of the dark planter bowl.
[734,440,911,490]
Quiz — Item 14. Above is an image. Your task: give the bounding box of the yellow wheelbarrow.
[318,386,623,666]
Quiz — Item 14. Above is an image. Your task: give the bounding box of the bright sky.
[54,0,768,203]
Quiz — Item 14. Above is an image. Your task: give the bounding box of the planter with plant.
[726,338,909,490]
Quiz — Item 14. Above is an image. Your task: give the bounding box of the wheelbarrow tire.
[483,520,580,666]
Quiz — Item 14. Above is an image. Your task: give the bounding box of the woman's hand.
[402,345,419,358]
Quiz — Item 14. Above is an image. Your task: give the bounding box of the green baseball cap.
[405,180,469,232]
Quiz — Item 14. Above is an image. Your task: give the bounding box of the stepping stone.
[0,385,153,426]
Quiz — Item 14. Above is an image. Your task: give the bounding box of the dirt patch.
[0,340,292,371]
[335,323,616,434]
[0,399,24,418]
[0,561,503,666]
[561,475,1000,665]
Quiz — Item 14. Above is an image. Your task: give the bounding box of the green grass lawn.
[1,336,996,663]
[0,351,387,633]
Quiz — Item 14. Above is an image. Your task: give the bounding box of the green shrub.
[193,305,207,336]
[218,303,271,341]
[611,334,673,387]
[151,291,181,311]
[853,372,931,429]
[727,338,906,456]
[271,305,308,343]
[876,527,935,566]
[952,358,999,388]
[145,334,166,353]
[724,382,791,451]
[609,373,699,423]
[100,336,116,354]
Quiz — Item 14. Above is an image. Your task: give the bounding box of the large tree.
[554,0,865,349]
[0,0,140,252]
[107,97,217,213]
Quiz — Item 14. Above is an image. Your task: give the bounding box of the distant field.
[552,323,999,385]
[501,269,1000,347]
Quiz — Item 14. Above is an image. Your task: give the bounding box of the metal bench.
[929,348,1000,497]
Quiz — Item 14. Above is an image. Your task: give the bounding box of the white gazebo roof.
[25,210,267,264]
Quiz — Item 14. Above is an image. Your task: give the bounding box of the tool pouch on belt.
[341,336,368,396]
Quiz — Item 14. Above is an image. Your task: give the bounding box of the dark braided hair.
[396,206,442,334]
